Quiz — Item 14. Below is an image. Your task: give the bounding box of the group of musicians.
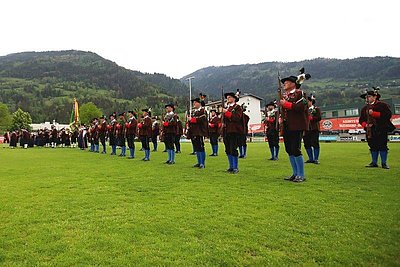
[3,72,394,180]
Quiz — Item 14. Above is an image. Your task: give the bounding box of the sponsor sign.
[339,136,356,141]
[249,123,265,133]
[389,135,400,142]
[320,115,400,131]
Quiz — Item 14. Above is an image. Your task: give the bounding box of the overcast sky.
[1,0,398,78]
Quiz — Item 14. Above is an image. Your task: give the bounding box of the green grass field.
[0,142,399,266]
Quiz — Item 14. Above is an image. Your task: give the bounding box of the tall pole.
[186,76,195,111]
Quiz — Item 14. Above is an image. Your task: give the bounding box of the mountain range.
[182,57,400,106]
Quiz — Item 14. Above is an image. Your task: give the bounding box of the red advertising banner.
[249,114,400,133]
[249,123,264,133]
[320,114,400,131]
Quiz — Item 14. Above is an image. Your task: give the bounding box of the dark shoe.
[190,152,196,155]
[284,175,296,181]
[165,160,171,164]
[382,164,390,169]
[230,169,239,174]
[176,151,181,153]
[366,162,378,168]
[167,161,175,165]
[142,158,150,161]
[292,176,305,183]
[313,160,320,165]
[268,157,275,160]
[273,157,279,161]
[226,168,233,173]
[305,160,315,163]
[193,163,200,167]
[209,154,216,156]
[198,164,205,169]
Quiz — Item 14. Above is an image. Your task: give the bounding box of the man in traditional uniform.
[239,105,250,158]
[280,75,309,182]
[50,125,58,148]
[175,116,183,154]
[108,113,117,155]
[64,128,71,147]
[264,101,280,160]
[188,98,208,168]
[93,118,101,153]
[303,95,322,164]
[70,124,78,148]
[359,88,393,169]
[10,131,18,148]
[138,108,152,161]
[117,113,126,157]
[126,111,138,159]
[208,109,221,156]
[163,104,178,164]
[151,118,160,152]
[222,92,244,173]
[98,116,108,154]
[37,129,44,147]
[44,128,50,147]
[88,123,94,151]
[21,129,30,149]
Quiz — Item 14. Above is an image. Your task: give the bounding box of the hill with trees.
[0,50,189,123]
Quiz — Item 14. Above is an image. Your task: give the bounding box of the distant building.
[31,120,70,131]
[204,93,263,126]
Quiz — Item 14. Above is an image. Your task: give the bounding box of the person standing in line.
[151,118,160,152]
[239,105,249,158]
[138,108,152,161]
[359,88,393,169]
[264,101,280,160]
[303,95,322,164]
[222,92,244,174]
[208,109,221,156]
[175,116,183,154]
[108,113,117,155]
[126,111,138,159]
[98,115,108,154]
[279,75,309,183]
[117,113,126,157]
[163,104,178,164]
[188,98,208,169]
